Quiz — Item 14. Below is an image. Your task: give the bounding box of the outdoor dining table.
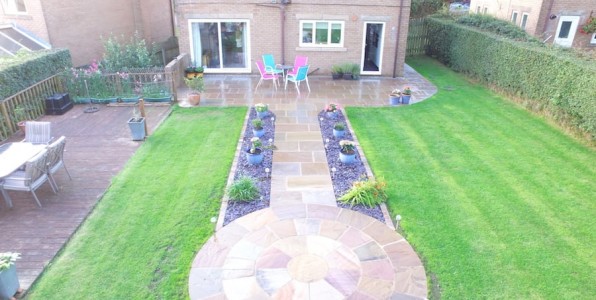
[0,142,47,207]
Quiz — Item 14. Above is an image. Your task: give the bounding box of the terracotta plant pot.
[188,93,201,106]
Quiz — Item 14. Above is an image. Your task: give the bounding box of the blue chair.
[262,54,283,75]
[284,65,310,94]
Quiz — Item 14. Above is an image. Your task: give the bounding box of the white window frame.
[591,33,596,44]
[521,13,529,30]
[188,19,251,74]
[299,20,345,48]
[1,0,27,14]
[511,11,519,25]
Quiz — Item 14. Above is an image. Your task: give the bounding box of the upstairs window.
[521,13,529,30]
[300,21,344,47]
[1,0,27,14]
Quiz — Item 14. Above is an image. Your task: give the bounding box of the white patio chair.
[46,136,71,191]
[0,149,55,208]
[24,121,52,145]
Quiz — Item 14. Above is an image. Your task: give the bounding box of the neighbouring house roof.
[0,23,50,57]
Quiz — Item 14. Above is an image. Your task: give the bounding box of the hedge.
[0,49,72,99]
[425,17,596,141]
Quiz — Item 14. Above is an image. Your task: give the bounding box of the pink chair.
[287,56,308,77]
[255,61,280,91]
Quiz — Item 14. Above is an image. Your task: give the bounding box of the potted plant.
[580,17,596,34]
[184,77,205,106]
[401,86,412,104]
[331,65,343,80]
[339,140,357,164]
[333,122,346,138]
[350,63,361,80]
[127,108,145,141]
[252,118,264,137]
[0,252,22,300]
[341,63,353,80]
[255,103,269,119]
[324,103,340,118]
[389,89,401,106]
[246,137,263,165]
[12,105,30,134]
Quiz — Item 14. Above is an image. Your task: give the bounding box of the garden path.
[188,65,437,299]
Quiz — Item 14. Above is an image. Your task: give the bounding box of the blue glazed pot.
[246,149,263,165]
[389,95,400,106]
[326,111,338,119]
[253,128,264,138]
[401,95,411,105]
[257,111,268,119]
[0,264,20,300]
[339,151,356,164]
[333,129,345,138]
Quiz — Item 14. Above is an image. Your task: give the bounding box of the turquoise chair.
[262,54,283,75]
[284,65,310,94]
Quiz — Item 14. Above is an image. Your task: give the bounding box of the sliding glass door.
[189,20,250,72]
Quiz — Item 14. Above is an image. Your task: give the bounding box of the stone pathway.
[188,65,437,299]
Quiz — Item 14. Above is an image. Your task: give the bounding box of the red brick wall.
[0,0,50,41]
[175,0,411,76]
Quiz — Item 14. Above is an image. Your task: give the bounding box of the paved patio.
[0,65,437,298]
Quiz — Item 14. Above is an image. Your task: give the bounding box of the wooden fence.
[407,18,429,57]
[0,75,65,141]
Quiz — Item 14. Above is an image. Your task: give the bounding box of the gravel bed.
[318,110,386,222]
[223,108,275,226]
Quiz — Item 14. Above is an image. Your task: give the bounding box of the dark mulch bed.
[223,108,275,226]
[318,110,385,223]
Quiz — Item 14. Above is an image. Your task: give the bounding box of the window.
[483,7,488,14]
[521,13,529,30]
[511,11,518,25]
[1,0,26,14]
[300,20,344,47]
[476,6,481,14]
[591,33,596,44]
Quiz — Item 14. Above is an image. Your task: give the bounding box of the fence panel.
[407,18,428,57]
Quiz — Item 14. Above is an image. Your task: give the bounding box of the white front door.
[554,16,580,47]
[360,22,385,75]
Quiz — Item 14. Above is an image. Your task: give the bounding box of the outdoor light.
[325,138,330,143]
[268,138,273,144]
[271,117,275,122]
[320,117,324,121]
[395,215,402,229]
[210,217,217,223]
[265,167,270,177]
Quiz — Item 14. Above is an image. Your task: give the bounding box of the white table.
[0,142,46,207]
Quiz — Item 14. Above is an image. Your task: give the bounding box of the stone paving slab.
[189,204,428,299]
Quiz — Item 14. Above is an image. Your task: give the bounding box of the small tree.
[101,32,157,71]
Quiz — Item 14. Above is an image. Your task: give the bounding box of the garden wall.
[425,17,596,141]
[0,49,71,100]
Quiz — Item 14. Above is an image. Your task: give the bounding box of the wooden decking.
[0,104,171,289]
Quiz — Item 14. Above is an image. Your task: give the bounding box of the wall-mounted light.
[549,14,557,20]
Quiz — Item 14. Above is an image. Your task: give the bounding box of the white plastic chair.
[46,136,71,191]
[24,121,52,144]
[0,149,55,208]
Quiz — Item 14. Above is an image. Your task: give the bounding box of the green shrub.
[227,176,259,202]
[456,14,540,42]
[0,49,71,99]
[425,17,596,141]
[339,178,387,208]
[101,32,157,71]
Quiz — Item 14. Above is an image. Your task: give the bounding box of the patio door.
[360,22,385,75]
[554,16,580,48]
[189,20,250,73]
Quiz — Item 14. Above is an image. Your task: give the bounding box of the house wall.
[0,0,49,41]
[175,0,411,76]
[1,0,174,66]
[469,0,596,48]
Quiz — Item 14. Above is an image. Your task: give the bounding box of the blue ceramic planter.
[389,95,400,106]
[401,95,411,105]
[246,149,263,165]
[253,128,264,138]
[339,151,356,164]
[257,111,268,119]
[333,129,345,138]
[0,264,20,300]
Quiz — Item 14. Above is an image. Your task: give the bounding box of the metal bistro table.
[0,142,47,207]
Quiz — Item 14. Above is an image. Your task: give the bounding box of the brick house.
[174,0,411,77]
[0,0,175,66]
[469,0,596,49]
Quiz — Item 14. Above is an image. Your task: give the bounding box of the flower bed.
[318,110,385,222]
[223,108,275,225]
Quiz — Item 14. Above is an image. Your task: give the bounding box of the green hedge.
[0,49,72,99]
[425,17,596,141]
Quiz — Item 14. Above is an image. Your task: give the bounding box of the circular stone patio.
[189,204,427,299]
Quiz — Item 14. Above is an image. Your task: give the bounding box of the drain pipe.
[392,0,405,78]
[257,2,289,64]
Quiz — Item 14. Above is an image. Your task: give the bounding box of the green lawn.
[27,106,246,299]
[348,57,595,299]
